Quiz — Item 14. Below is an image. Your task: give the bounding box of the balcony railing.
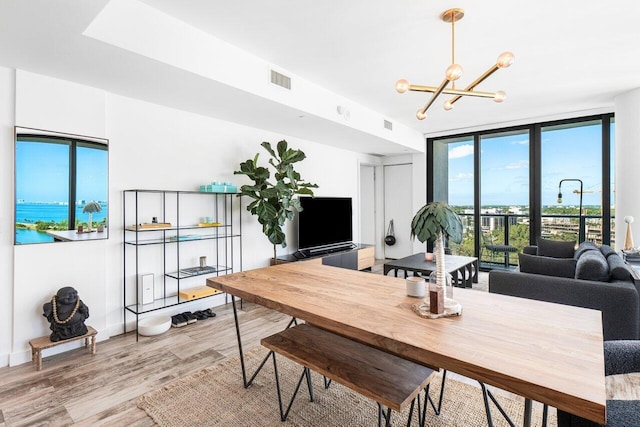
[448,212,614,270]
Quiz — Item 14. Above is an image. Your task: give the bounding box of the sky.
[16,140,108,203]
[447,122,614,207]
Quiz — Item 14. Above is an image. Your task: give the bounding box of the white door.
[384,163,413,259]
[359,164,376,246]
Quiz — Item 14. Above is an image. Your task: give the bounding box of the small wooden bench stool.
[261,323,438,426]
[29,325,97,371]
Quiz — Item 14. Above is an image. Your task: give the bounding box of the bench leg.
[36,349,42,371]
[377,403,393,427]
[91,335,96,355]
[270,352,314,422]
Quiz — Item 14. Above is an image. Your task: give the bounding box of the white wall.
[1,69,383,366]
[0,67,15,367]
[614,88,640,248]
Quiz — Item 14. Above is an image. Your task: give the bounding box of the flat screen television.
[298,196,353,251]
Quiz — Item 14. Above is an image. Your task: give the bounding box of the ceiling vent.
[270,70,291,90]
[384,120,393,130]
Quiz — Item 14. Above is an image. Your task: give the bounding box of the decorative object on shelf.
[138,315,171,336]
[198,222,222,227]
[384,220,396,246]
[82,201,102,232]
[557,178,584,243]
[395,8,514,120]
[410,202,463,315]
[42,286,90,342]
[235,140,318,262]
[200,181,238,193]
[405,276,426,298]
[178,285,220,301]
[425,252,434,262]
[625,216,635,250]
[126,222,172,230]
[77,224,83,233]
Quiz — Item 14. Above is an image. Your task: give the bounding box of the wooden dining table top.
[206,261,606,423]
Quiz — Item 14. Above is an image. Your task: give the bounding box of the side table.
[29,325,97,371]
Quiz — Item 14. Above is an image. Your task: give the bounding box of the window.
[15,128,108,244]
[427,113,615,269]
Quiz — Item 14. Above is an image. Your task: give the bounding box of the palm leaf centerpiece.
[410,202,463,315]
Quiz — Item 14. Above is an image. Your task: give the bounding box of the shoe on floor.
[182,311,197,324]
[171,314,187,328]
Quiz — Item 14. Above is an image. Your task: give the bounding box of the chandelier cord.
[451,10,456,91]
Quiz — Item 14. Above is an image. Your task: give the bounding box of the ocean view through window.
[15,128,108,244]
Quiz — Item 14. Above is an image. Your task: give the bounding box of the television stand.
[278,244,374,271]
[295,242,357,259]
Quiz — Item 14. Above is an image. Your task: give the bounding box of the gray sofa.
[489,240,640,341]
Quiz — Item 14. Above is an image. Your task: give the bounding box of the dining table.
[207,261,606,426]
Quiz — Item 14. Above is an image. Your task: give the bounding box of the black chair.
[482,233,518,269]
[558,340,640,427]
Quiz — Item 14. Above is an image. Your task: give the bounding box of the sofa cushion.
[574,241,599,259]
[518,253,577,278]
[536,238,576,258]
[600,244,618,259]
[608,253,632,281]
[575,249,610,281]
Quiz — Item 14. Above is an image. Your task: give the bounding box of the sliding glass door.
[428,113,615,270]
[480,130,530,268]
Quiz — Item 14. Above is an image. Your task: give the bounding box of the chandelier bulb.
[416,109,427,120]
[395,79,410,93]
[444,100,454,110]
[497,51,515,68]
[493,91,507,103]
[445,64,463,81]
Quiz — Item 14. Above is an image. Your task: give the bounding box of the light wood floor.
[0,269,504,426]
[0,302,292,426]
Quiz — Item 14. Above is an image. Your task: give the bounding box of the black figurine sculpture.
[42,286,89,342]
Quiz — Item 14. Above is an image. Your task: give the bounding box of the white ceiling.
[1,0,639,155]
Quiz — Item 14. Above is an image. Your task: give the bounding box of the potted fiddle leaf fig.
[82,201,102,232]
[410,201,463,314]
[235,140,318,262]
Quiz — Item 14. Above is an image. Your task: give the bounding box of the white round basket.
[138,315,171,336]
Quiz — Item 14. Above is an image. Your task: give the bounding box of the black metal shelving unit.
[123,189,242,340]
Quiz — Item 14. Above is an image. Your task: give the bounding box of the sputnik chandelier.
[395,8,515,120]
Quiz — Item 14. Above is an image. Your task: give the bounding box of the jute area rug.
[138,347,556,426]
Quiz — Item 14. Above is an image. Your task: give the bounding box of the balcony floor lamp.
[557,179,584,243]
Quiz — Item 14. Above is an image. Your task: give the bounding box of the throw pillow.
[536,237,576,258]
[518,253,577,278]
[574,241,599,259]
[600,244,617,259]
[575,250,610,282]
[607,253,632,281]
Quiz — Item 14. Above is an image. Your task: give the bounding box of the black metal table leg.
[231,294,297,388]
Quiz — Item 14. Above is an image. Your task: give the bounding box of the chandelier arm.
[447,63,500,105]
[408,84,496,98]
[418,77,450,116]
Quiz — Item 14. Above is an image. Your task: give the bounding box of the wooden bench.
[29,326,97,371]
[261,323,437,426]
